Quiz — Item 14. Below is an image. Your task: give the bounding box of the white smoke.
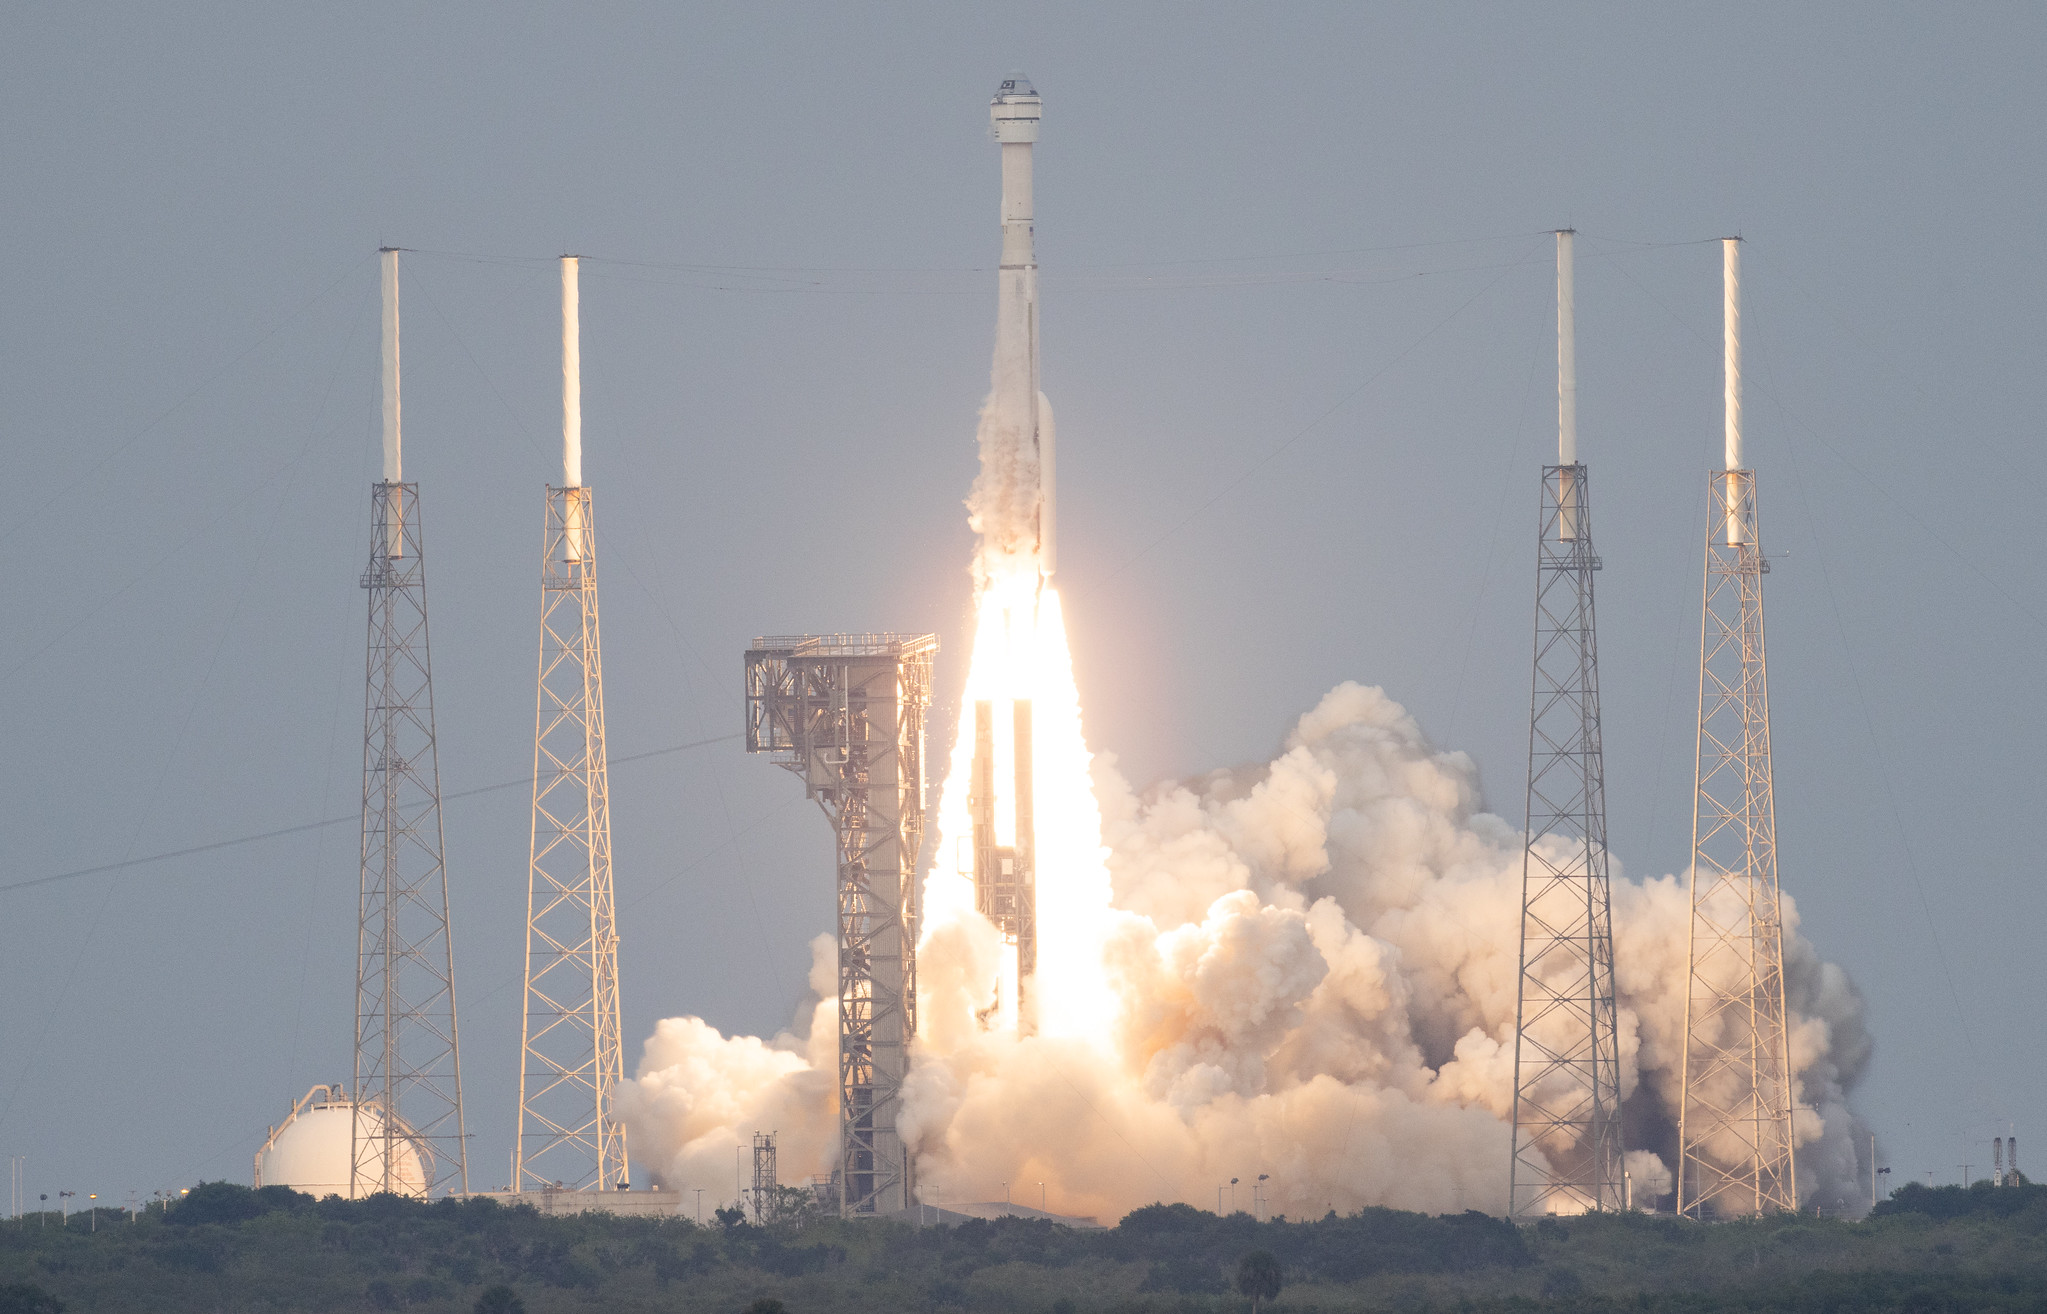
[614,934,837,1200]
[962,306,1042,590]
[621,682,1872,1220]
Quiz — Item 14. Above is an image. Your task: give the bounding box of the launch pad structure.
[354,249,468,1197]
[745,633,936,1217]
[1509,231,1625,1216]
[750,1132,779,1222]
[1676,239,1796,1219]
[516,257,629,1194]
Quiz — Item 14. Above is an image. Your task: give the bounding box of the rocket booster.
[991,74,1055,577]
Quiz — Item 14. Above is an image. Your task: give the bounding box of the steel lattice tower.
[1677,239,1796,1218]
[1510,231,1624,1216]
[745,634,935,1217]
[517,257,627,1192]
[354,249,468,1197]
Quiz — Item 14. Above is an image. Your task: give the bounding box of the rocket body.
[990,76,1054,577]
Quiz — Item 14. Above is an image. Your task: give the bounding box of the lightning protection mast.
[355,248,469,1197]
[1676,238,1797,1218]
[517,257,629,1192]
[745,634,935,1217]
[1510,230,1625,1216]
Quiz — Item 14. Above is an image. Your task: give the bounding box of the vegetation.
[0,1179,2041,1311]
[1234,1249,1282,1312]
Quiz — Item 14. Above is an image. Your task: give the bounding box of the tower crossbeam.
[1677,468,1796,1218]
[517,485,627,1192]
[1510,463,1624,1217]
[354,480,467,1197]
[745,634,935,1217]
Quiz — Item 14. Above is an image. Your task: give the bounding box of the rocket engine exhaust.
[616,76,1876,1230]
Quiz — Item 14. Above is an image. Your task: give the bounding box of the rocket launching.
[956,74,1075,1033]
[617,77,1877,1226]
[981,75,1057,583]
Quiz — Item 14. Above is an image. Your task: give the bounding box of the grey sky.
[1,4,2040,1205]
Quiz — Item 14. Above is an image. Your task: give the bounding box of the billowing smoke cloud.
[614,934,837,1199]
[621,682,1873,1221]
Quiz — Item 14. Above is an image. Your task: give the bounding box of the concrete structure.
[467,1188,681,1218]
[886,1200,1104,1229]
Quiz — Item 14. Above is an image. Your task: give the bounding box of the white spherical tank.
[254,1085,428,1199]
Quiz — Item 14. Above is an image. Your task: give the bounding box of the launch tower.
[354,248,468,1197]
[745,633,936,1216]
[1509,230,1625,1215]
[516,257,629,1192]
[1676,239,1797,1218]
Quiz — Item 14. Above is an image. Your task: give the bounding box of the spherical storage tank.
[254,1084,428,1198]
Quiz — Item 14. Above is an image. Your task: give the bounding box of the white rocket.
[991,74,1056,577]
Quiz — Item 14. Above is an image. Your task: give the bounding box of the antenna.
[1676,239,1794,1219]
[1509,228,1623,1217]
[354,249,468,1198]
[516,255,628,1193]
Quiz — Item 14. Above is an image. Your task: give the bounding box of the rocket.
[991,74,1056,577]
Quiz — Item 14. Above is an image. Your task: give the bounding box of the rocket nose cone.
[994,72,1037,99]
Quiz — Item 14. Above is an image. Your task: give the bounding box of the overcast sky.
[1,3,2041,1206]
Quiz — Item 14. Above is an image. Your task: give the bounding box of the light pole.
[1039,1182,1045,1212]
[1229,1178,1239,1214]
[87,1195,97,1232]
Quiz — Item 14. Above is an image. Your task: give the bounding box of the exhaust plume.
[622,680,1872,1218]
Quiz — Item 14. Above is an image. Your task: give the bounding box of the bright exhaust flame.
[922,564,1115,1047]
[615,273,1878,1225]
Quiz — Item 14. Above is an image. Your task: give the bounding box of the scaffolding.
[750,1132,779,1222]
[516,484,627,1191]
[745,633,935,1216]
[354,479,468,1196]
[1509,463,1624,1216]
[1677,467,1796,1217]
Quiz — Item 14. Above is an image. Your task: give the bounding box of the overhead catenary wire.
[0,253,374,554]
[405,258,794,1001]
[403,235,1557,297]
[1107,234,1554,581]
[1596,238,2043,631]
[1598,233,2001,1132]
[0,734,740,898]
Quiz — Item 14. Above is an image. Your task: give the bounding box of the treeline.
[0,1180,2040,1312]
